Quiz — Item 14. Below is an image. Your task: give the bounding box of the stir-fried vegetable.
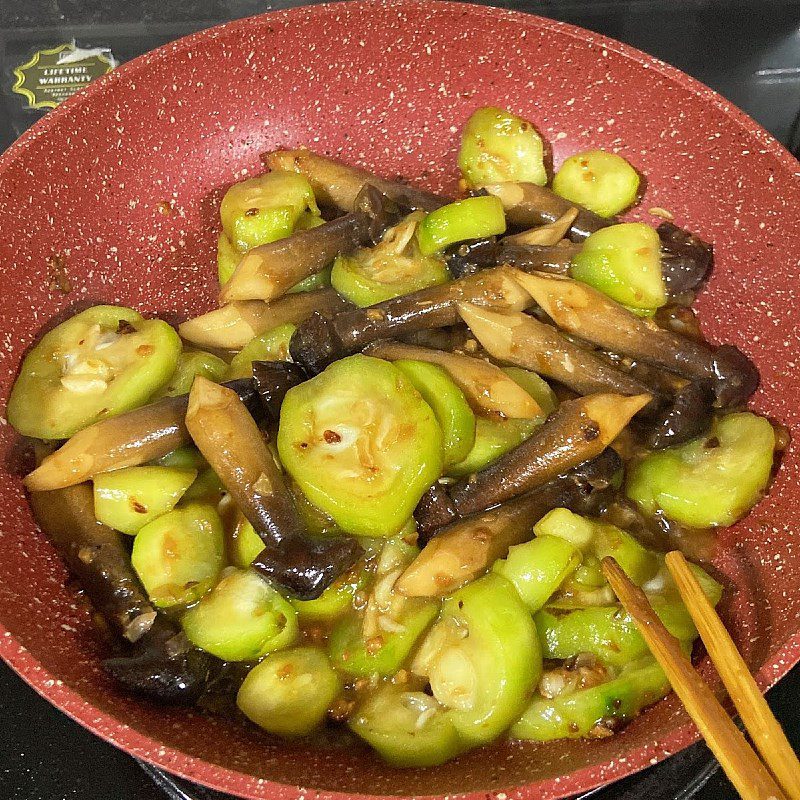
[458,106,548,187]
[5,111,783,769]
[8,305,181,439]
[552,150,640,217]
[277,355,444,537]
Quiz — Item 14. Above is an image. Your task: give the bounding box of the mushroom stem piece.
[414,394,647,534]
[365,340,542,419]
[398,456,620,598]
[179,289,349,350]
[263,149,446,213]
[509,271,757,407]
[185,377,360,599]
[457,301,651,397]
[290,265,532,374]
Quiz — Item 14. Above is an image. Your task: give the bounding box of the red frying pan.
[0,2,798,798]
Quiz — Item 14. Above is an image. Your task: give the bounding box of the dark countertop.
[1,2,799,799]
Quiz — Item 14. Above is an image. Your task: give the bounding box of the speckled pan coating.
[0,1,798,798]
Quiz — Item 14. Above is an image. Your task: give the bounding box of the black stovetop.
[1,2,799,799]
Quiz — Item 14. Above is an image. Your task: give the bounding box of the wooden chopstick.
[601,556,788,800]
[665,551,800,800]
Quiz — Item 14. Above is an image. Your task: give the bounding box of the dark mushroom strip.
[251,360,309,419]
[29,482,214,702]
[445,238,581,279]
[290,265,532,373]
[657,221,713,295]
[510,271,758,407]
[24,370,301,492]
[636,382,715,450]
[483,182,609,240]
[414,393,648,535]
[398,455,621,598]
[364,340,542,419]
[263,148,446,213]
[457,301,652,397]
[502,208,580,246]
[185,378,361,599]
[179,289,350,350]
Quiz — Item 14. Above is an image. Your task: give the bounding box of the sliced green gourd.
[227,323,296,379]
[93,466,197,535]
[570,223,666,314]
[181,467,225,505]
[131,503,224,609]
[220,171,319,253]
[156,445,207,470]
[217,232,241,285]
[493,535,581,613]
[277,355,444,537]
[8,305,181,439]
[446,417,540,477]
[181,568,298,661]
[501,368,558,416]
[626,412,776,528]
[412,573,541,746]
[458,106,548,187]
[393,359,476,466]
[552,150,640,217]
[534,508,659,586]
[238,646,342,737]
[328,600,439,678]
[228,515,265,568]
[349,684,462,767]
[288,265,331,293]
[417,196,506,256]
[159,350,228,397]
[292,557,373,622]
[511,659,670,741]
[331,212,449,306]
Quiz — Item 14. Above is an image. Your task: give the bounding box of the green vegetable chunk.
[227,516,264,568]
[511,659,670,741]
[131,503,224,609]
[8,305,181,439]
[534,508,659,585]
[393,360,476,466]
[626,412,776,528]
[160,350,228,397]
[571,223,666,314]
[181,467,225,505]
[277,355,444,537]
[552,150,640,217]
[328,600,439,678]
[417,196,506,256]
[220,171,319,253]
[292,559,372,622]
[493,535,581,613]
[535,606,650,667]
[412,573,541,746]
[501,368,558,416]
[349,684,462,767]
[182,568,298,661]
[458,106,547,188]
[447,417,541,477]
[237,646,341,737]
[93,466,197,535]
[217,232,241,285]
[227,323,296,379]
[331,213,449,306]
[156,445,207,470]
[287,265,331,293]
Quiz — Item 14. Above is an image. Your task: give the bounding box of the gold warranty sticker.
[12,41,117,110]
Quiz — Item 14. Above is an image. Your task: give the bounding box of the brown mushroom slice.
[457,301,651,397]
[219,213,362,303]
[263,148,446,213]
[414,393,649,535]
[185,378,360,599]
[446,239,580,279]
[290,265,532,374]
[365,340,541,419]
[509,271,758,406]
[179,289,349,350]
[24,369,302,492]
[483,182,609,240]
[398,457,619,598]
[502,208,580,246]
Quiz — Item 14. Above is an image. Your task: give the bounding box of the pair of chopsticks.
[602,552,800,800]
